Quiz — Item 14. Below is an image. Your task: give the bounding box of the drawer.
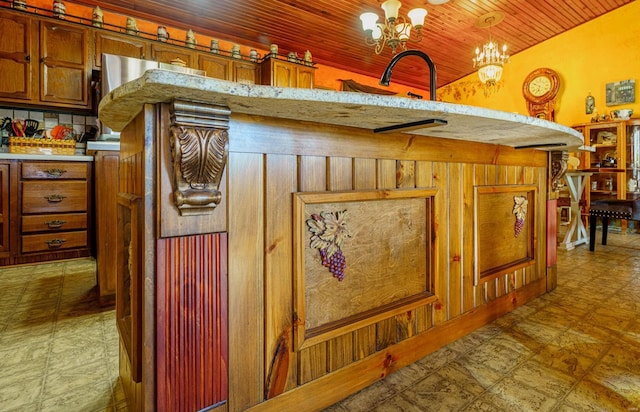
[22,213,87,233]
[22,181,87,214]
[22,230,87,253]
[21,162,88,180]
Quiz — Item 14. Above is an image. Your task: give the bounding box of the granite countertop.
[99,69,584,151]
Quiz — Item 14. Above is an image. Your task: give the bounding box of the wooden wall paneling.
[496,165,510,298]
[155,234,228,412]
[298,344,327,385]
[395,311,417,341]
[537,166,548,282]
[264,154,298,396]
[432,162,448,325]
[353,158,376,190]
[327,334,353,372]
[228,152,265,411]
[353,324,376,361]
[352,158,377,360]
[327,156,353,191]
[462,163,476,313]
[396,160,415,188]
[374,158,398,348]
[448,163,463,319]
[415,161,434,188]
[484,165,498,302]
[296,155,329,386]
[415,304,432,333]
[473,164,488,306]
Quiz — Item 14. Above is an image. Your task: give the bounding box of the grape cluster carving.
[306,210,352,281]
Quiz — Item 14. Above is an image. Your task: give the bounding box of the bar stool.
[589,199,640,251]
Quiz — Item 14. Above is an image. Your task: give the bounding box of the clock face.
[529,76,552,97]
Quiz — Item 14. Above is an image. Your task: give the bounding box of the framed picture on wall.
[606,79,635,106]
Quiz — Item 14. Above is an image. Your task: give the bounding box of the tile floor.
[0,232,639,412]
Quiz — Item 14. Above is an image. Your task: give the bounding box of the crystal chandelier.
[359,0,428,55]
[472,13,510,85]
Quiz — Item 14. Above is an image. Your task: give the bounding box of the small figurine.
[304,50,312,66]
[53,0,65,19]
[126,17,139,35]
[210,39,219,54]
[186,29,197,49]
[92,6,104,28]
[12,0,27,11]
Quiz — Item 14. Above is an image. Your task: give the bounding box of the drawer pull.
[45,220,66,229]
[45,194,66,202]
[44,168,67,177]
[46,239,66,249]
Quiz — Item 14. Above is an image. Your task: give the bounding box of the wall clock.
[522,68,560,121]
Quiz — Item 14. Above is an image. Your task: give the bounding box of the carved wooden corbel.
[169,100,230,215]
[550,150,568,192]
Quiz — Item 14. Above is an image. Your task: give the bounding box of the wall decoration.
[474,185,536,285]
[294,189,437,350]
[606,79,635,106]
[512,195,528,237]
[585,92,595,114]
[306,210,351,281]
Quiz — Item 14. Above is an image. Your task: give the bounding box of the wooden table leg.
[589,214,597,251]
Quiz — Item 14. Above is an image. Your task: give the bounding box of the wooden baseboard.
[246,277,547,412]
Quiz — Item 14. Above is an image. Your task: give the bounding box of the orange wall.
[437,2,640,127]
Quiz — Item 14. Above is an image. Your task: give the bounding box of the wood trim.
[246,277,547,412]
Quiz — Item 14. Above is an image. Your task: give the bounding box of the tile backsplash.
[0,107,98,141]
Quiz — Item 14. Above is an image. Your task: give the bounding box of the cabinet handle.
[40,57,46,64]
[25,54,31,62]
[45,220,66,229]
[44,168,66,177]
[45,194,66,202]
[46,239,66,249]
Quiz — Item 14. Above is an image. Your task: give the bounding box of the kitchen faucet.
[379,50,437,101]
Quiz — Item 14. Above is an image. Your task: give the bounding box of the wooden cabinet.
[39,20,90,108]
[94,30,150,67]
[0,8,91,110]
[575,120,627,203]
[198,53,259,84]
[260,57,315,88]
[93,150,119,305]
[0,161,17,259]
[0,160,93,266]
[150,42,196,66]
[0,11,33,102]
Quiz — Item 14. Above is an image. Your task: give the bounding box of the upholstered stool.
[589,199,640,251]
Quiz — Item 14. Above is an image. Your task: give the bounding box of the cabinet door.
[150,43,195,66]
[296,66,314,89]
[0,10,33,101]
[39,20,89,108]
[94,31,149,67]
[233,61,258,85]
[0,163,10,255]
[198,53,232,80]
[269,60,295,87]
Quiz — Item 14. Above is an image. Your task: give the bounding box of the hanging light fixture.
[472,12,510,85]
[359,0,428,55]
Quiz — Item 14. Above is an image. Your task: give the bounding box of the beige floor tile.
[508,360,576,398]
[484,377,559,412]
[400,372,476,411]
[562,377,638,411]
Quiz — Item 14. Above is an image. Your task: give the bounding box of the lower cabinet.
[0,158,92,266]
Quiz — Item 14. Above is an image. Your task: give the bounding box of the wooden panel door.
[150,43,195,66]
[198,53,232,80]
[39,20,89,108]
[0,163,10,255]
[233,61,258,85]
[296,66,315,89]
[264,59,295,87]
[0,10,33,101]
[94,31,149,67]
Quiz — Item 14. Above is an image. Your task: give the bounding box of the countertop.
[0,149,93,162]
[99,69,584,150]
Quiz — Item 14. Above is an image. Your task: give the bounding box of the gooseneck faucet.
[379,50,437,101]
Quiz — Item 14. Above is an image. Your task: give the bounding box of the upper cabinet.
[197,54,258,84]
[261,57,315,89]
[0,9,91,111]
[39,20,90,108]
[0,10,34,101]
[150,43,195,66]
[94,30,149,67]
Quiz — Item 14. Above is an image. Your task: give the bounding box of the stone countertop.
[99,69,584,151]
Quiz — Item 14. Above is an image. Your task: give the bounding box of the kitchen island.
[99,69,583,412]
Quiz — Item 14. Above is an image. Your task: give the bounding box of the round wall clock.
[522,68,560,121]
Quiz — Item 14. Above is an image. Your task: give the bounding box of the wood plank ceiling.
[78,0,632,93]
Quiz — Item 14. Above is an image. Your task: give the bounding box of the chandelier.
[472,12,510,85]
[359,0,428,55]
